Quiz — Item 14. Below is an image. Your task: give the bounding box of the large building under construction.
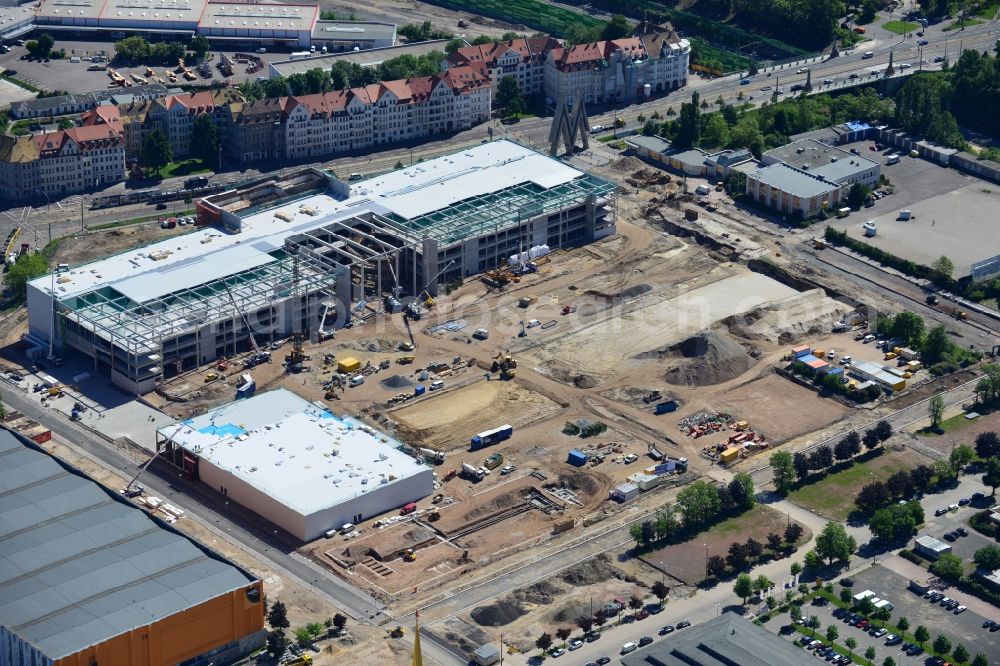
[26,140,616,393]
[0,428,265,666]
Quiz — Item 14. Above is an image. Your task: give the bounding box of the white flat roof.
[198,1,318,32]
[350,140,584,219]
[157,389,429,516]
[32,140,580,301]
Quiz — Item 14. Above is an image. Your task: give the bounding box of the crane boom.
[221,278,262,358]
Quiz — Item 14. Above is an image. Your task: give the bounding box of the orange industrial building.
[0,428,265,666]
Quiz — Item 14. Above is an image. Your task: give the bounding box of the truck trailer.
[470,424,513,450]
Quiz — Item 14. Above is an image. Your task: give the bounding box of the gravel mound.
[658,330,756,387]
[511,581,564,606]
[554,601,592,623]
[471,600,526,626]
[611,156,646,171]
[560,555,618,586]
[545,472,601,497]
[379,374,413,390]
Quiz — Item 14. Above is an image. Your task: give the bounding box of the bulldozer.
[388,626,405,638]
[427,508,441,521]
[402,548,416,562]
[490,353,517,380]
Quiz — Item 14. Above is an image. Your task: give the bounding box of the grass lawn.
[788,449,915,521]
[158,159,211,179]
[975,1,1000,18]
[916,410,981,436]
[943,17,984,30]
[881,20,919,34]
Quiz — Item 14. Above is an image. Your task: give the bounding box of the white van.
[430,380,444,391]
[621,642,638,654]
[695,184,711,196]
[862,51,874,59]
[69,56,80,63]
[349,375,365,387]
[886,155,900,165]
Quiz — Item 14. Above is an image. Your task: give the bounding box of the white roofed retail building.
[156,388,433,541]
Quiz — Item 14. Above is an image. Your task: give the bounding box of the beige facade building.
[444,36,559,96]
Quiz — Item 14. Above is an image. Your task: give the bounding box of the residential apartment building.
[117,89,241,160]
[545,22,689,105]
[443,36,559,96]
[238,64,491,163]
[0,124,126,200]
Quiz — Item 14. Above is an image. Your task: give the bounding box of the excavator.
[490,352,517,380]
[402,548,416,562]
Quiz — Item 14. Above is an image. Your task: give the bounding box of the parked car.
[500,465,516,475]
[568,640,583,651]
[943,532,957,542]
[958,527,969,537]
[955,606,967,614]
[873,628,887,638]
[551,647,566,657]
[676,620,691,629]
[659,625,674,635]
[886,635,902,645]
[596,658,611,665]
[638,637,653,647]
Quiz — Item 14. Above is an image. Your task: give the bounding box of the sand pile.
[611,156,646,171]
[545,472,602,497]
[554,601,593,623]
[470,600,526,626]
[561,555,619,586]
[657,330,756,387]
[379,374,413,390]
[723,289,850,344]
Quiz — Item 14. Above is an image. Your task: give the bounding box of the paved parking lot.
[850,565,1000,660]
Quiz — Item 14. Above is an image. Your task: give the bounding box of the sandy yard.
[389,379,562,451]
[716,374,848,444]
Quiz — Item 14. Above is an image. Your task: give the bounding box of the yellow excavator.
[490,353,517,380]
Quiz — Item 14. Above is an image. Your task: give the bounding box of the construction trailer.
[470,424,513,450]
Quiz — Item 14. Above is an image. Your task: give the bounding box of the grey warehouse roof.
[269,39,449,78]
[0,429,257,660]
[749,162,838,198]
[766,138,878,184]
[311,20,396,42]
[626,135,671,153]
[621,612,809,666]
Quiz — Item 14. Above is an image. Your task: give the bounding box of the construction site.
[8,127,919,662]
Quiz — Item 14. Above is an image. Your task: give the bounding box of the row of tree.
[629,475,756,550]
[137,116,219,174]
[875,310,972,369]
[114,35,210,65]
[769,421,893,494]
[265,600,347,656]
[707,523,804,579]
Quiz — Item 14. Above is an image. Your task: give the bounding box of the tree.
[535,632,552,652]
[141,128,172,173]
[915,625,930,646]
[555,626,572,641]
[651,580,669,603]
[809,445,833,471]
[674,92,701,149]
[910,464,933,490]
[190,115,219,166]
[268,601,290,629]
[729,472,755,509]
[654,507,679,541]
[190,35,210,59]
[4,253,48,300]
[266,629,286,655]
[834,436,856,461]
[922,324,952,365]
[863,428,881,450]
[753,574,772,597]
[576,615,593,633]
[930,553,964,582]
[766,532,783,552]
[865,646,877,661]
[856,481,890,513]
[495,76,521,115]
[845,636,857,654]
[676,480,721,527]
[869,504,917,543]
[934,458,958,484]
[933,634,952,655]
[745,537,763,560]
[793,451,810,480]
[873,606,892,626]
[733,572,754,603]
[804,549,821,569]
[627,594,643,616]
[716,484,735,512]
[973,653,989,666]
[115,35,152,62]
[885,470,913,499]
[727,541,749,570]
[784,522,803,545]
[889,311,925,346]
[592,608,607,627]
[983,458,1000,496]
[857,596,875,617]
[974,544,1000,570]
[706,554,727,578]
[882,658,895,666]
[641,520,656,546]
[27,33,55,59]
[950,444,974,471]
[897,617,909,632]
[600,14,631,40]
[790,561,803,577]
[0,399,6,422]
[847,182,870,209]
[976,431,1000,458]
[333,613,347,631]
[770,451,796,493]
[953,644,970,663]
[875,420,893,442]
[445,38,465,54]
[933,255,955,278]
[629,522,644,548]
[929,394,945,429]
[702,113,731,148]
[815,522,856,566]
[826,624,839,641]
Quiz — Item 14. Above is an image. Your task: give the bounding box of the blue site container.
[655,400,679,415]
[414,384,426,396]
[567,449,588,466]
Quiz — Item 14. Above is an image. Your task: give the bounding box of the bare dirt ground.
[912,408,1000,455]
[639,504,811,586]
[51,222,189,268]
[716,373,848,444]
[389,379,561,451]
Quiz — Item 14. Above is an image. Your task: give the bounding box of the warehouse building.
[764,138,880,189]
[27,139,614,392]
[621,612,807,666]
[156,388,433,541]
[848,360,906,392]
[310,20,396,52]
[0,428,265,666]
[745,162,843,220]
[268,39,449,79]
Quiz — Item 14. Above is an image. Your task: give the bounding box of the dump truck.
[397,355,415,365]
[483,452,504,470]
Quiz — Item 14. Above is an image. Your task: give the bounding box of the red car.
[857,619,870,628]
